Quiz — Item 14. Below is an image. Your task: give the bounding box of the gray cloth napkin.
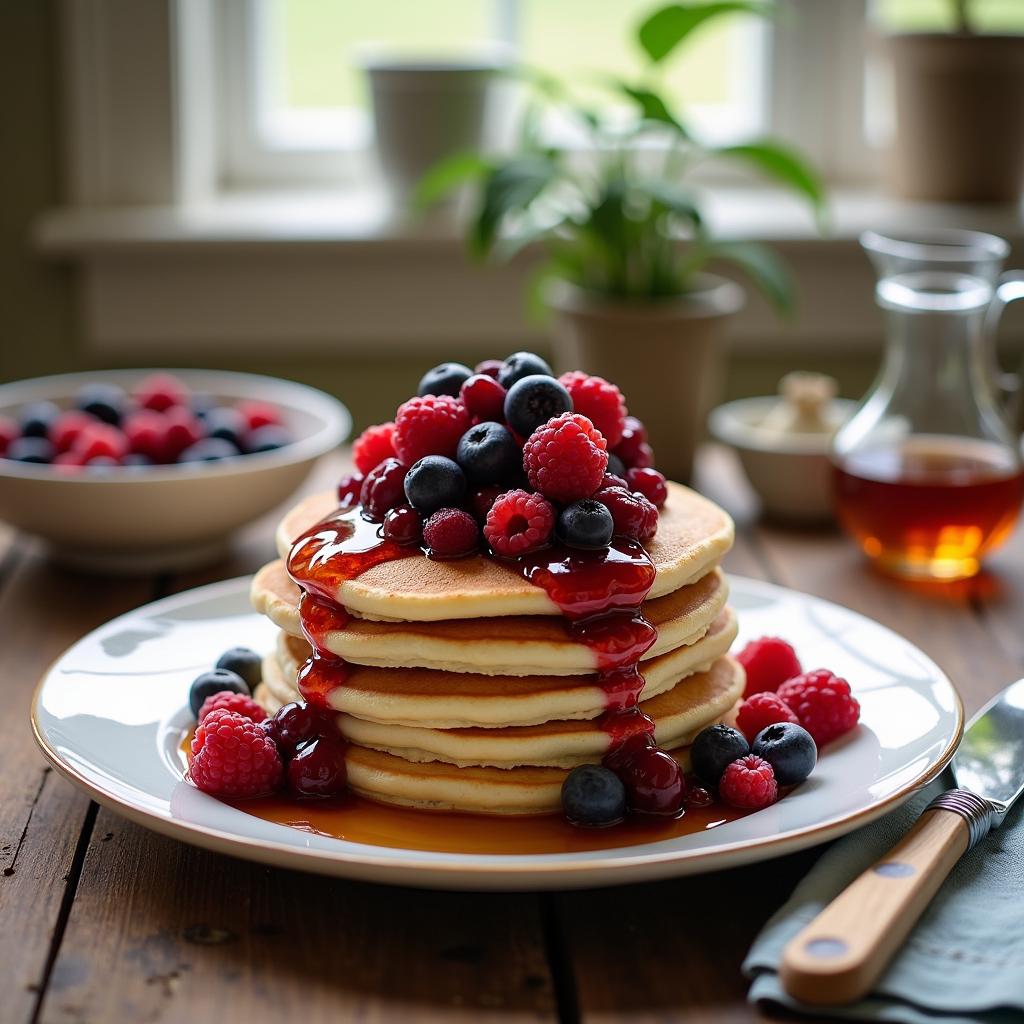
[743,775,1024,1024]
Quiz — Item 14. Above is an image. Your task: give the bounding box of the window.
[221,0,774,186]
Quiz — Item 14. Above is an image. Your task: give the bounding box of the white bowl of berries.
[0,369,349,572]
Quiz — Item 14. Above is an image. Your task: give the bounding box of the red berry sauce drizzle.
[287,504,686,818]
[287,507,417,709]
[516,539,664,765]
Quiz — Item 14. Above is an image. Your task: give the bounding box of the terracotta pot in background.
[547,276,744,484]
[362,57,507,212]
[886,33,1024,202]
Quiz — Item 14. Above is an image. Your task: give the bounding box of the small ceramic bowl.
[0,369,350,573]
[708,396,856,523]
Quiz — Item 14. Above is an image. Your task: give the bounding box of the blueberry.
[557,499,614,549]
[74,382,128,425]
[503,375,573,438]
[244,425,293,454]
[691,724,750,786]
[215,646,263,689]
[122,453,153,468]
[188,668,249,718]
[6,436,55,463]
[417,362,473,398]
[752,722,817,786]
[85,456,119,470]
[607,452,627,478]
[497,351,554,389]
[18,401,60,439]
[204,407,247,448]
[561,764,627,826]
[404,455,466,513]
[456,422,520,484]
[177,438,239,463]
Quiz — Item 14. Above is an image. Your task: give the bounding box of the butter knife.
[780,677,1024,1005]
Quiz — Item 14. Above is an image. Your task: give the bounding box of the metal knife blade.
[952,677,1024,827]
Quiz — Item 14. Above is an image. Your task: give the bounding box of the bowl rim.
[0,369,351,484]
[708,395,857,456]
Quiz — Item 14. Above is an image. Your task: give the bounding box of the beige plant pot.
[547,277,744,484]
[886,33,1024,202]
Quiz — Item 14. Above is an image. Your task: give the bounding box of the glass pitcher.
[831,230,1024,581]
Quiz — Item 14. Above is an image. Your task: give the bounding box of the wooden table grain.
[3,447,1020,1024]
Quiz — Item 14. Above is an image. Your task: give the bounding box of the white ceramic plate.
[32,576,962,891]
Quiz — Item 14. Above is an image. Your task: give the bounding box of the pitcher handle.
[985,270,1024,421]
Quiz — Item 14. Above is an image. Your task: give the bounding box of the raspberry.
[359,457,408,522]
[719,754,778,809]
[198,690,267,724]
[626,467,668,508]
[237,399,282,431]
[460,374,506,422]
[595,487,658,543]
[777,669,861,747]
[422,507,480,558]
[522,413,608,503]
[162,406,205,460]
[736,692,799,743]
[337,472,363,508]
[190,709,283,797]
[123,410,169,462]
[136,373,188,413]
[558,372,628,447]
[49,411,95,454]
[613,416,649,467]
[352,421,396,474]
[0,415,17,456]
[484,488,556,556]
[71,422,128,463]
[393,394,470,465]
[737,636,802,697]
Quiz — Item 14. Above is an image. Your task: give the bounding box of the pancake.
[252,559,728,675]
[265,608,739,729]
[335,656,744,769]
[344,742,698,815]
[248,690,704,814]
[275,481,733,621]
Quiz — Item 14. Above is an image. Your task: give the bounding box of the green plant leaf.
[644,180,703,230]
[615,82,690,137]
[694,240,794,313]
[714,139,826,218]
[413,151,491,212]
[470,157,560,258]
[638,2,775,64]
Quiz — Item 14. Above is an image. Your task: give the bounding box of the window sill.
[35,186,1024,355]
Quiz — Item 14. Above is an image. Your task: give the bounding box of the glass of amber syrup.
[832,231,1024,581]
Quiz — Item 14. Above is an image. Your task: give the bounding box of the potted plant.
[419,1,824,482]
[884,0,1024,201]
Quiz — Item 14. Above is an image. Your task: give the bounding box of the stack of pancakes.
[250,482,743,814]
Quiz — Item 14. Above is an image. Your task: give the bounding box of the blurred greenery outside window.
[252,0,1024,166]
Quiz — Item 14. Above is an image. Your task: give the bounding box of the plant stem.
[954,0,972,35]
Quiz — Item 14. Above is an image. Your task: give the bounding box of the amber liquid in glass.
[833,436,1024,580]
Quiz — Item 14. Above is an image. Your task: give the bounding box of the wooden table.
[3,447,1020,1024]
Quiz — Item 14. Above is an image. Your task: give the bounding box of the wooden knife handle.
[779,806,969,1006]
